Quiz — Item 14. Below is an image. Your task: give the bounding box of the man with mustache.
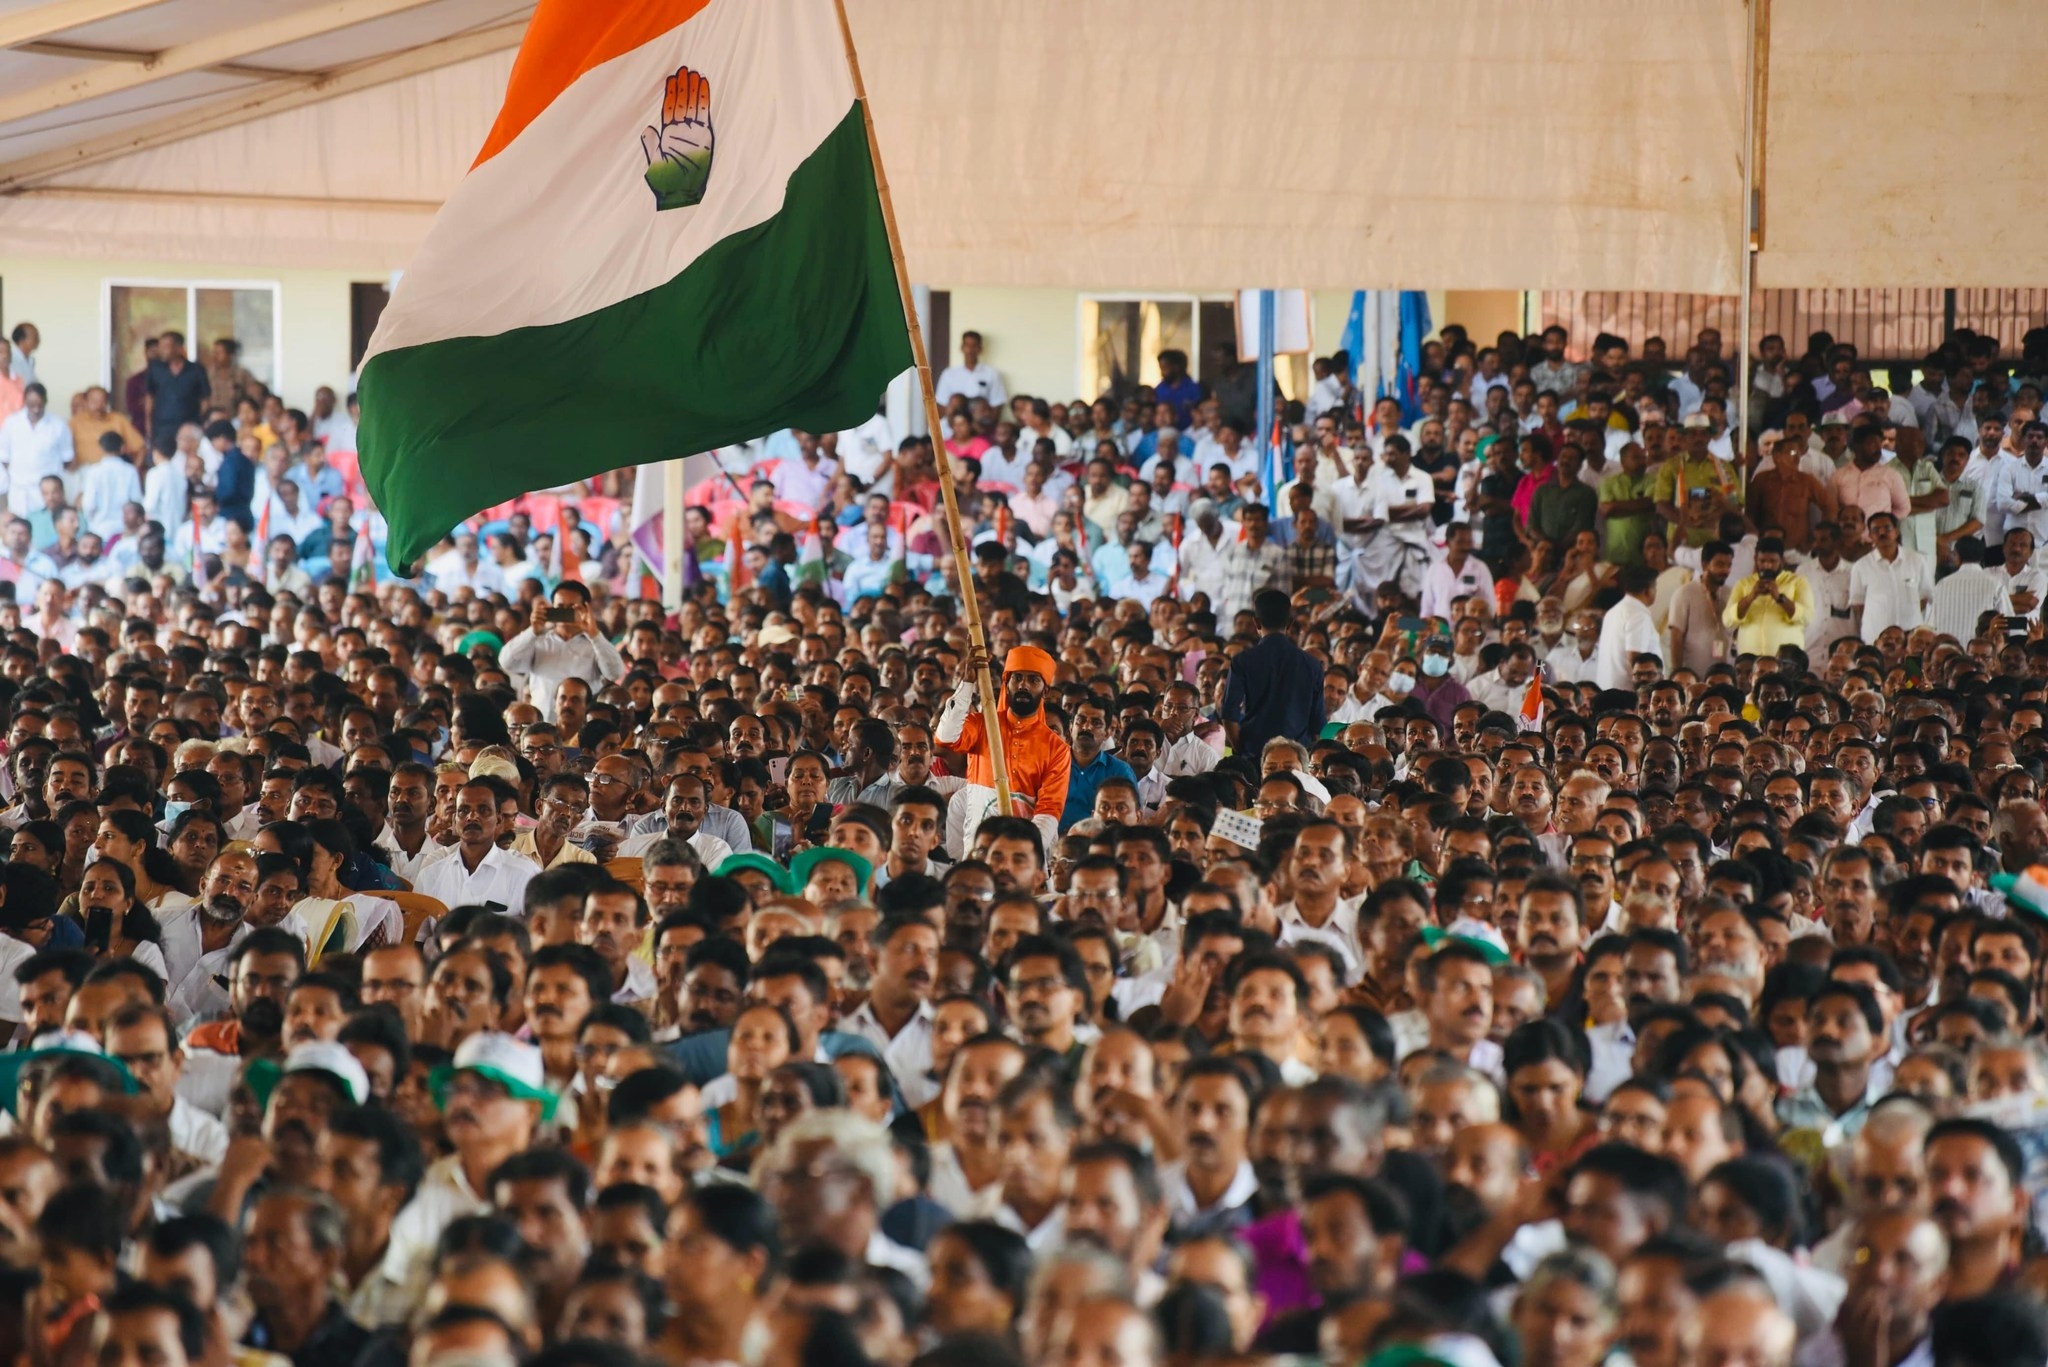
[524,943,610,1093]
[1003,933,1089,1066]
[411,781,539,917]
[844,915,941,1090]
[1777,981,1884,1137]
[1227,953,1315,1086]
[1060,1141,1169,1304]
[103,1001,227,1178]
[934,644,1071,856]
[175,925,303,1120]
[1255,1173,1409,1354]
[1515,873,1589,1012]
[210,1041,372,1218]
[1165,1058,1257,1241]
[1275,821,1361,985]
[1804,1210,1947,1367]
[1419,940,1504,1080]
[384,1033,553,1297]
[927,1033,1027,1214]
[161,850,261,1023]
[1924,1117,2028,1300]
[577,882,655,1005]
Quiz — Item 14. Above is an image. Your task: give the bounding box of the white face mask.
[1385,671,1416,696]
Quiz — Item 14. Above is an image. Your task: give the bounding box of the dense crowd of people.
[0,314,2047,1367]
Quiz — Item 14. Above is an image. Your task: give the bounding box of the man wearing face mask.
[1407,636,1469,731]
[935,644,1070,856]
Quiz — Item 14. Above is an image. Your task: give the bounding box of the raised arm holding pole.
[833,0,1013,810]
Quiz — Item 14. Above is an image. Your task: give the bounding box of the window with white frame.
[105,280,280,419]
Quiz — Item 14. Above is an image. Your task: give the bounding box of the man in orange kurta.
[936,644,1071,852]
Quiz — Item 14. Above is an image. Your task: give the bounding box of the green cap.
[714,851,792,895]
[789,846,874,898]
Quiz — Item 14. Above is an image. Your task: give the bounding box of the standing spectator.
[0,385,73,519]
[934,331,1008,409]
[144,332,210,455]
[70,387,143,464]
[204,339,256,410]
[1223,591,1326,756]
[500,582,626,722]
[1832,419,1910,525]
[1849,511,1932,642]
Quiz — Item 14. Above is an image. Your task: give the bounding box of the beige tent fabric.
[845,0,1745,292]
[0,50,508,269]
[0,0,1749,290]
[1753,0,2048,289]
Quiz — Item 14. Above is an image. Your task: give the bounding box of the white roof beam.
[0,0,444,125]
[0,16,527,191]
[0,0,169,50]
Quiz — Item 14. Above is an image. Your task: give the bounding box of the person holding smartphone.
[498,580,626,724]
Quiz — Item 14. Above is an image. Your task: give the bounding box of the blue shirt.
[1060,749,1136,831]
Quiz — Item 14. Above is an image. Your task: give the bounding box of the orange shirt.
[954,703,1071,823]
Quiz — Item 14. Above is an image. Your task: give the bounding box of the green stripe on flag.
[359,102,912,572]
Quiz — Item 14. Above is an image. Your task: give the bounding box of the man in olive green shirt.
[1654,417,1740,550]
[1598,441,1659,567]
[1529,446,1598,548]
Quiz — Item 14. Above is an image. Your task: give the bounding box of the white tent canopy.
[0,0,2034,289]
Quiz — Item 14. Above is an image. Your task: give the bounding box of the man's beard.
[1006,689,1041,716]
[200,894,245,926]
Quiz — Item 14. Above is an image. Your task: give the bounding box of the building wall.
[0,255,366,414]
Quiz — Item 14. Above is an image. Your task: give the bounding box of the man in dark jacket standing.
[1222,590,1326,757]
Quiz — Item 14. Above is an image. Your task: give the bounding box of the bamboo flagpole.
[832,0,1014,811]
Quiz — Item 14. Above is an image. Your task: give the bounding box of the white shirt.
[432,558,506,598]
[1545,641,1600,685]
[1420,554,1493,622]
[1987,451,2048,546]
[1174,526,1233,605]
[1583,1020,1636,1104]
[934,362,1008,409]
[1162,1158,1259,1234]
[1158,730,1222,778]
[1594,594,1663,690]
[411,844,540,915]
[498,627,627,721]
[0,408,73,510]
[385,1155,489,1306]
[169,1095,230,1167]
[769,454,838,508]
[1275,898,1363,983]
[844,997,935,1094]
[1467,668,1531,716]
[1365,464,1436,548]
[1926,563,2012,643]
[1798,556,1856,653]
[1847,546,1932,641]
[141,459,189,532]
[76,457,143,541]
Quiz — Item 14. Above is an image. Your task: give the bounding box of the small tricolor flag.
[1518,675,1545,733]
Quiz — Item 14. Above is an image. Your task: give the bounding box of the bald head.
[1695,1285,1795,1367]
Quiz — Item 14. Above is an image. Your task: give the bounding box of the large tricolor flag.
[357,0,913,571]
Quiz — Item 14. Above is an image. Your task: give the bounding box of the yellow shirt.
[1721,569,1814,656]
[510,831,598,868]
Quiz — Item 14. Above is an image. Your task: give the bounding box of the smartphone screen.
[770,816,795,862]
[85,907,112,955]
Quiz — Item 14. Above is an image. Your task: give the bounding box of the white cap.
[284,1041,370,1105]
[30,1030,104,1055]
[451,1032,550,1104]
